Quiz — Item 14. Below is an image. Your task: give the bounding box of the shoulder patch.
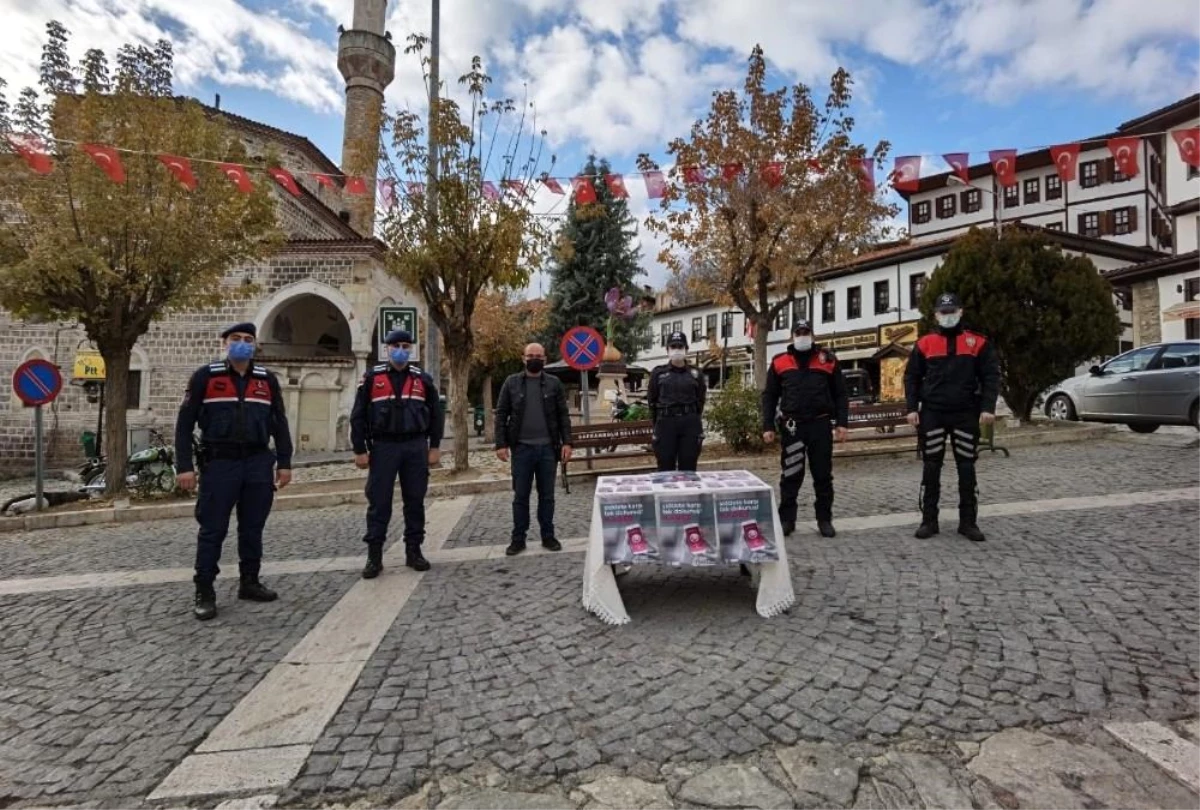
[372,364,389,373]
[207,362,225,372]
[251,365,269,377]
[690,368,700,379]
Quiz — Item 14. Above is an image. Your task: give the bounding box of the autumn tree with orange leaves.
[638,45,898,389]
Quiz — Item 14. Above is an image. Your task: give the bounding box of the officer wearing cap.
[647,331,707,471]
[761,319,849,538]
[904,292,1000,543]
[350,328,444,577]
[175,322,293,621]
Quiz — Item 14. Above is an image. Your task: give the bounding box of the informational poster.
[656,492,717,566]
[714,488,779,563]
[598,492,659,565]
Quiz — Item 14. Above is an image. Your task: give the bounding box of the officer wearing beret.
[647,331,707,471]
[350,329,444,577]
[176,322,293,621]
[761,319,849,538]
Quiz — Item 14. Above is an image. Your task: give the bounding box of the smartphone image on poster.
[742,520,766,552]
[626,524,650,556]
[684,523,710,555]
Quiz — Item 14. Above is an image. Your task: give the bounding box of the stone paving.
[0,436,1196,809]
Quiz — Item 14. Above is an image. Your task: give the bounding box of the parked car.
[1043,341,1199,432]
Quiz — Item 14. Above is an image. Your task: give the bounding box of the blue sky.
[3,0,1198,292]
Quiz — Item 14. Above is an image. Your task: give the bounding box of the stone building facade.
[0,0,411,474]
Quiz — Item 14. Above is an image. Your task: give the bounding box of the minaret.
[337,0,395,236]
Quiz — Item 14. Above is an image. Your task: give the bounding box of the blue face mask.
[227,341,255,362]
[389,347,410,366]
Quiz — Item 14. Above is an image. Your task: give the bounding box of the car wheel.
[1047,394,1076,421]
[1190,400,1198,431]
[1128,423,1160,434]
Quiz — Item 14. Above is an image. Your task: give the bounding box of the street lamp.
[947,174,1002,236]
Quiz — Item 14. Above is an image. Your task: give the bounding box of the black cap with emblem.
[934,292,961,313]
[792,319,812,335]
[667,331,688,349]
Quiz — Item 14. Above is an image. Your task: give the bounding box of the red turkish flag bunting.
[571,176,597,204]
[1172,128,1200,168]
[6,134,53,175]
[481,181,500,201]
[157,154,197,190]
[343,175,367,195]
[313,173,336,189]
[1108,137,1140,177]
[989,149,1018,187]
[851,156,875,193]
[219,163,253,193]
[82,143,126,184]
[943,153,969,183]
[503,179,526,196]
[541,175,565,194]
[891,156,921,192]
[806,158,824,173]
[721,162,743,182]
[605,174,629,199]
[406,182,425,196]
[1049,143,1081,182]
[268,167,301,196]
[682,166,706,185]
[761,162,784,188]
[643,170,667,199]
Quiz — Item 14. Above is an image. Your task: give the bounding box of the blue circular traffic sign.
[561,326,605,371]
[13,359,63,407]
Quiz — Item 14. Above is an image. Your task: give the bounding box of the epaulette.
[372,364,389,373]
[690,368,701,379]
[207,362,226,373]
[251,365,269,377]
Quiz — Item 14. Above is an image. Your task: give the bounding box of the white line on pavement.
[1104,721,1200,794]
[147,496,473,802]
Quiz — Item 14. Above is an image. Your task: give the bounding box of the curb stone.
[0,424,1113,534]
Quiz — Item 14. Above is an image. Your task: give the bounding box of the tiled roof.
[1104,250,1200,284]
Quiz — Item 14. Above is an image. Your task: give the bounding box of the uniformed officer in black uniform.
[648,331,707,471]
[350,328,444,578]
[175,322,293,621]
[904,292,1000,542]
[761,319,849,538]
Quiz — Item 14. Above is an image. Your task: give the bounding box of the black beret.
[385,329,413,344]
[221,322,257,338]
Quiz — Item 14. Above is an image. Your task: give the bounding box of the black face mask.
[525,358,545,373]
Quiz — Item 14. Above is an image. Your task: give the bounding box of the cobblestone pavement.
[0,571,357,806]
[0,437,1196,808]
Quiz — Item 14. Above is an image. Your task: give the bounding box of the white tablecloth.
[581,471,797,625]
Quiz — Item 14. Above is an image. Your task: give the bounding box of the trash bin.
[81,430,97,459]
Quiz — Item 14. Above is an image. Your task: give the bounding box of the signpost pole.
[34,405,44,512]
[581,369,593,470]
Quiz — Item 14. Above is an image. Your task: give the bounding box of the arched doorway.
[259,294,354,359]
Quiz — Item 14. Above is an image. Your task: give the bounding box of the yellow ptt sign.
[73,351,106,381]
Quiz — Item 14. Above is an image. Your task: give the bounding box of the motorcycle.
[82,428,178,496]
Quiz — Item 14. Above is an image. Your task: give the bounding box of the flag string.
[4,125,1197,201]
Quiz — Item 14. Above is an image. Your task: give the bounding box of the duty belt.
[660,404,699,416]
[779,413,830,431]
[373,431,427,442]
[203,444,269,460]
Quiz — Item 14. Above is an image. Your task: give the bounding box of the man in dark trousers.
[494,342,573,556]
[175,322,293,621]
[904,292,1000,542]
[350,328,444,577]
[648,331,707,471]
[761,319,849,538]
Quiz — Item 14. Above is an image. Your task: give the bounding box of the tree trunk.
[447,345,472,473]
[753,318,770,391]
[482,373,494,445]
[100,348,131,496]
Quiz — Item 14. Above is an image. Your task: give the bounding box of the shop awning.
[1162,301,1200,322]
[834,347,881,361]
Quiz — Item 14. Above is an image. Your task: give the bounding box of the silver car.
[1044,341,1200,433]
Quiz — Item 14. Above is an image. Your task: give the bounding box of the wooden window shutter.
[1100,159,1113,184]
[1128,206,1138,231]
[1101,211,1113,235]
[960,190,969,210]
[1077,213,1086,233]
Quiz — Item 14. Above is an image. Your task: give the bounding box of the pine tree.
[544,156,650,361]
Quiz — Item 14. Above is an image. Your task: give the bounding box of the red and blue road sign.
[560,326,605,371]
[12,359,63,407]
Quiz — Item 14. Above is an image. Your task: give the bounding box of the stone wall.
[1131,279,1162,347]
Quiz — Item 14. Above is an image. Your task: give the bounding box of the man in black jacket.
[904,293,1001,542]
[495,343,573,556]
[761,320,849,538]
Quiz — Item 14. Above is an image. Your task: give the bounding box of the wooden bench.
[844,402,1009,456]
[561,419,655,493]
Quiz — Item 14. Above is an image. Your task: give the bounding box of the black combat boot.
[915,484,940,539]
[193,578,217,621]
[406,546,431,572]
[914,518,940,539]
[238,573,278,602]
[958,501,985,542]
[362,542,384,579]
[781,522,796,537]
[817,520,837,538]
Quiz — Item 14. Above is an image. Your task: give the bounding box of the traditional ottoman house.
[0,0,420,472]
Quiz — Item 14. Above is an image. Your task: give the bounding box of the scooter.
[82,428,177,496]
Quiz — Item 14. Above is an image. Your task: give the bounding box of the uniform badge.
[966,337,977,348]
[375,379,386,388]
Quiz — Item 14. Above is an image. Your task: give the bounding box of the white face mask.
[668,349,686,364]
[936,311,962,329]
[793,336,813,351]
